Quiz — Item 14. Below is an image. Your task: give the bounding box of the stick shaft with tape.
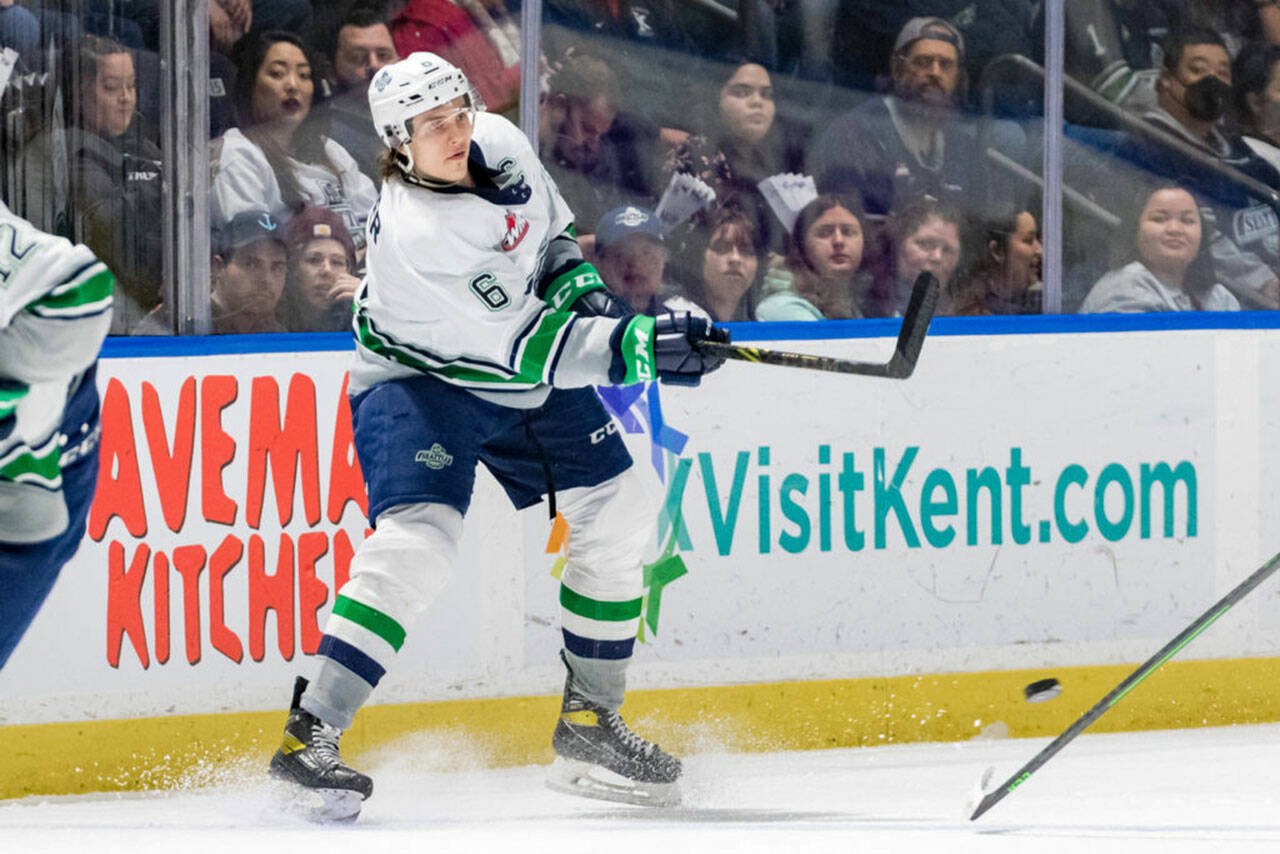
[701,271,940,379]
[969,551,1280,820]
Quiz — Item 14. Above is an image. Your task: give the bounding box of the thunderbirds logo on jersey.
[500,209,529,251]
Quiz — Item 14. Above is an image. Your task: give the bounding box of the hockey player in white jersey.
[0,201,114,671]
[268,52,729,821]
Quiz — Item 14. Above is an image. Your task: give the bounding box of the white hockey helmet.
[368,52,483,153]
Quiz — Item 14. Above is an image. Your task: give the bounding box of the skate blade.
[545,756,681,808]
[271,777,366,823]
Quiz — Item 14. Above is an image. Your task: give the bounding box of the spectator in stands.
[312,6,399,179]
[808,17,978,218]
[210,0,253,54]
[1232,41,1280,173]
[595,205,702,315]
[539,53,656,244]
[21,35,163,335]
[211,209,290,333]
[1117,27,1280,308]
[1067,0,1280,111]
[391,0,519,115]
[211,30,378,251]
[280,206,360,332]
[683,201,761,322]
[953,209,1043,315]
[0,1,40,55]
[666,61,801,250]
[756,193,868,320]
[831,0,1041,97]
[864,195,964,318]
[1082,184,1239,312]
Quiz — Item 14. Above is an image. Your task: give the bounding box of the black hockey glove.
[653,311,730,387]
[571,287,633,318]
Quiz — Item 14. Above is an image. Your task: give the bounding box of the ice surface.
[3,723,1279,853]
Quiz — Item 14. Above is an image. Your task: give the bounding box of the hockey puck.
[1024,678,1062,703]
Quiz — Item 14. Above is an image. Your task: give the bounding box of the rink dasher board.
[3,322,1280,798]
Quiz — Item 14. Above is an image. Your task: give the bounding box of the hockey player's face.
[805,205,863,279]
[1136,189,1202,279]
[719,63,774,145]
[407,96,475,183]
[252,41,313,130]
[893,39,960,107]
[85,51,136,138]
[898,215,960,285]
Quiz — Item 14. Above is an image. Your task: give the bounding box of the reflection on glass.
[538,3,1047,321]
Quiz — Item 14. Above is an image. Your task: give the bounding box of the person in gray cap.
[808,16,981,218]
[594,205,705,316]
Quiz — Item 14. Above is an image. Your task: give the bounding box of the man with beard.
[312,7,401,179]
[538,53,659,245]
[1101,27,1280,309]
[808,17,980,219]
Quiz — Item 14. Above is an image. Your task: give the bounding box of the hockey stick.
[700,271,941,379]
[968,550,1280,821]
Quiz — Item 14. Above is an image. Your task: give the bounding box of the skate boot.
[546,654,682,807]
[268,676,373,822]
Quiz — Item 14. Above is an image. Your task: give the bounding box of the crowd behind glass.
[3,0,1279,334]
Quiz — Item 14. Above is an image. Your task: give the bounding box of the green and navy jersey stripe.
[29,260,114,319]
[356,303,578,390]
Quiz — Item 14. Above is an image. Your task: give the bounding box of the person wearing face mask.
[1113,27,1280,309]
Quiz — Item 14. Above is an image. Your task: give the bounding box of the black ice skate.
[546,655,682,807]
[268,676,373,823]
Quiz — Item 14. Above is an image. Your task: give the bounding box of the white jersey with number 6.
[350,112,622,405]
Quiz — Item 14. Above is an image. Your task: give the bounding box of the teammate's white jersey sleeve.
[0,201,114,383]
[351,112,620,397]
[0,202,114,508]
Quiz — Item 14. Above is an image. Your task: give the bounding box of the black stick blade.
[886,272,941,379]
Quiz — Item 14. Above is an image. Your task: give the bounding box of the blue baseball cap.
[595,205,663,250]
[216,210,285,255]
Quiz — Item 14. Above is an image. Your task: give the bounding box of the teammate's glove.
[571,287,633,318]
[652,311,730,387]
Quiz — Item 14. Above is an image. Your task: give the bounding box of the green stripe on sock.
[559,585,643,622]
[332,596,406,651]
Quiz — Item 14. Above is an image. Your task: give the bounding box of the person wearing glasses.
[265,52,729,822]
[808,16,979,219]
